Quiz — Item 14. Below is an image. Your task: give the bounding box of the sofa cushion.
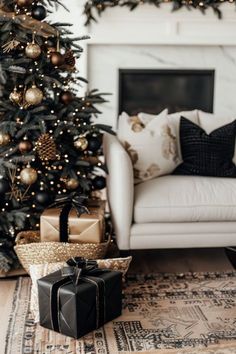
[134,175,236,223]
[118,110,180,184]
[198,110,236,164]
[174,117,236,177]
[139,110,199,161]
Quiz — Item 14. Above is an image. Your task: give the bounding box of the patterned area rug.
[4,272,236,354]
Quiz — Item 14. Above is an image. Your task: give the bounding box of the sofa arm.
[103,133,134,250]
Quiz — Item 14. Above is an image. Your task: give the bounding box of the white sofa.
[103,133,236,251]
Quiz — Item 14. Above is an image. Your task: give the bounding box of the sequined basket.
[14,231,111,274]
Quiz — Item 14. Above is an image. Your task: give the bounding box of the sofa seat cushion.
[134,175,236,223]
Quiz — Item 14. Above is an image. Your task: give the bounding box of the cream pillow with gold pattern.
[118,109,180,184]
[29,257,132,323]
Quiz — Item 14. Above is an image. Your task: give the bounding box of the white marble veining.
[88,44,236,128]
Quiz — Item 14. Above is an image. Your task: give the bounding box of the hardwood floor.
[0,248,233,353]
[129,248,233,273]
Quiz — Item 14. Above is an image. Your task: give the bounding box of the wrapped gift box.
[37,264,122,339]
[40,200,105,244]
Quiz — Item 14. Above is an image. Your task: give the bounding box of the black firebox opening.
[118,69,215,116]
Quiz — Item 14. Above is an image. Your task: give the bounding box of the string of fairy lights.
[83,0,235,25]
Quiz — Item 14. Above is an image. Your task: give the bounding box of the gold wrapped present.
[40,200,105,244]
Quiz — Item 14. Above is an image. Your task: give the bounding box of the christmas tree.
[0,0,112,273]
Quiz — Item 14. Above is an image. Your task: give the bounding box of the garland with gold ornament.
[83,0,235,25]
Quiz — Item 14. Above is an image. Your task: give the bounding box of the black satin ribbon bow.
[49,193,89,242]
[61,257,99,286]
[51,192,89,217]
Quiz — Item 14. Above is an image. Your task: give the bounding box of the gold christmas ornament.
[25,42,41,59]
[9,88,23,105]
[0,132,11,146]
[20,167,38,185]
[65,178,79,190]
[25,85,43,105]
[74,137,88,151]
[36,133,57,161]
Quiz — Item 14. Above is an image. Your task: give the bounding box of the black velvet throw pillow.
[173,117,236,177]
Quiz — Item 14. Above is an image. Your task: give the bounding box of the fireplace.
[118,69,215,116]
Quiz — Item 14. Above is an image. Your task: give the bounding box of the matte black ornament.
[0,179,10,195]
[31,5,47,20]
[35,191,51,205]
[92,176,106,190]
[88,136,102,152]
[47,38,56,48]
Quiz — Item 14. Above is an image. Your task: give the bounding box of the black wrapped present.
[37,257,122,339]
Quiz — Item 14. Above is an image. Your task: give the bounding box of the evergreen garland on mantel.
[84,0,235,25]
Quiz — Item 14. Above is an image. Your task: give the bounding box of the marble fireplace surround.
[54,2,236,128]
